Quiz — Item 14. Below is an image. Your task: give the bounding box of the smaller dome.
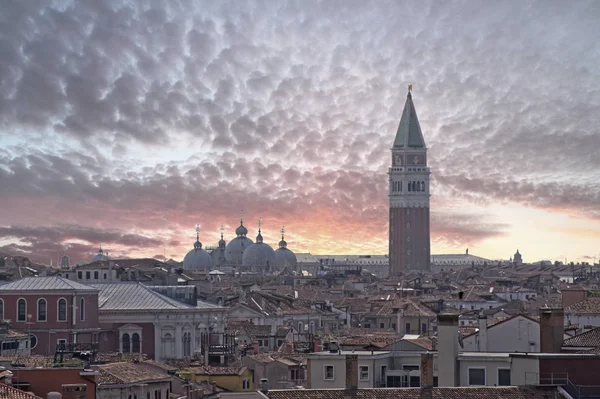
[274,229,297,270]
[92,247,110,262]
[183,226,213,271]
[235,220,248,237]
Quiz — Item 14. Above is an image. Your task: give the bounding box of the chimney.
[420,352,434,388]
[306,358,312,388]
[345,355,358,390]
[478,313,488,352]
[259,378,269,393]
[437,313,459,387]
[396,309,404,335]
[540,307,564,353]
[562,289,587,308]
[313,335,322,352]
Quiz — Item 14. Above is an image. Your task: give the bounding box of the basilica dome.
[242,228,276,272]
[225,219,254,266]
[274,231,297,270]
[92,247,110,262]
[183,229,213,271]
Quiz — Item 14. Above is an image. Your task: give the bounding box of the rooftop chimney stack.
[345,355,358,390]
[540,307,564,353]
[437,313,459,387]
[478,313,488,352]
[420,352,434,388]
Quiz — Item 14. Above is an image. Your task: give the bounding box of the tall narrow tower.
[389,86,431,275]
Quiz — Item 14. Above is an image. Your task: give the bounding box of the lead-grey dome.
[242,229,275,272]
[92,247,110,262]
[225,219,253,267]
[183,233,213,271]
[274,234,297,270]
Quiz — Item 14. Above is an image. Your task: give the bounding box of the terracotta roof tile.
[96,362,170,385]
[0,383,43,399]
[566,298,600,314]
[266,387,560,399]
[563,327,600,348]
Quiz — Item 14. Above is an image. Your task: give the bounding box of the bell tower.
[388,86,431,275]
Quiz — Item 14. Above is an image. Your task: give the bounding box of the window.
[57,339,67,348]
[380,323,385,329]
[29,334,38,349]
[58,298,67,321]
[498,369,511,386]
[405,322,411,334]
[421,323,427,334]
[85,271,90,279]
[17,299,26,322]
[132,333,141,353]
[65,274,69,279]
[298,322,303,332]
[242,379,250,389]
[122,333,131,353]
[324,365,334,380]
[359,365,370,381]
[37,298,47,321]
[94,271,99,279]
[80,298,85,321]
[104,273,107,279]
[468,368,486,386]
[291,368,300,381]
[381,365,387,385]
[0,299,4,320]
[77,271,82,279]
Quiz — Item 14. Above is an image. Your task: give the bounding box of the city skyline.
[0,1,599,265]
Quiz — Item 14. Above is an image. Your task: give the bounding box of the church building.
[388,86,431,275]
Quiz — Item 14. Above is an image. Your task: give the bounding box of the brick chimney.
[313,335,322,352]
[540,307,564,353]
[562,289,587,308]
[437,313,459,387]
[420,352,434,388]
[345,355,358,390]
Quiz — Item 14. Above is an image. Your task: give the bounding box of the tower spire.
[393,84,425,148]
[194,224,202,250]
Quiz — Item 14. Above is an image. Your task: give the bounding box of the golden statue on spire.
[408,84,412,92]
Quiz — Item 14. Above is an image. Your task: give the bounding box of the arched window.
[132,333,140,353]
[80,298,85,321]
[408,182,411,192]
[58,298,67,321]
[298,322,303,332]
[122,333,131,353]
[37,298,47,321]
[17,299,26,322]
[421,181,425,191]
[0,299,4,320]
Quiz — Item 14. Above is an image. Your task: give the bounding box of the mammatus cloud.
[0,0,599,263]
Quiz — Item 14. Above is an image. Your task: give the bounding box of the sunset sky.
[1,0,599,265]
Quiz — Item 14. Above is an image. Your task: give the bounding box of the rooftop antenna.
[258,217,262,232]
[281,226,285,240]
[240,209,244,224]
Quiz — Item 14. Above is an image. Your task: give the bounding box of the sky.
[0,0,599,265]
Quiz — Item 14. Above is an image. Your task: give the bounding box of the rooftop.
[91,282,222,311]
[265,387,560,399]
[0,276,97,292]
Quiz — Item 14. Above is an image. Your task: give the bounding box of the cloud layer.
[1,0,599,263]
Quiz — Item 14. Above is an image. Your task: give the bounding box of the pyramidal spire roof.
[393,88,426,148]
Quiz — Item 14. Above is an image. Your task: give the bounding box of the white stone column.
[191,327,197,355]
[175,324,183,358]
[153,323,162,361]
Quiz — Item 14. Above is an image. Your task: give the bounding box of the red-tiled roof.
[265,387,560,399]
[563,327,600,348]
[0,383,43,399]
[96,362,170,385]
